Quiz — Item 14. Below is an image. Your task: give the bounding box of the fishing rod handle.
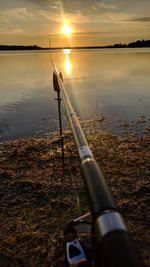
[81,159,145,267]
[94,214,145,267]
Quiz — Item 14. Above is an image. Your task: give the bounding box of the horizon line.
[0,39,150,50]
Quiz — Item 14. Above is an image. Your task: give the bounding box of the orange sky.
[0,0,150,47]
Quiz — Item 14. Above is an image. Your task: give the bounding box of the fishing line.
[61,99,82,215]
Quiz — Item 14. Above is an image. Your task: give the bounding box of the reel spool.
[64,214,93,267]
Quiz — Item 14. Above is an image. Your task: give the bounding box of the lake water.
[0,48,150,141]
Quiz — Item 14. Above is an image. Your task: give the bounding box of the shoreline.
[1,115,149,144]
[0,120,149,266]
[0,39,150,51]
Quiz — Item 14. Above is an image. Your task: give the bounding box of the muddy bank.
[0,119,149,266]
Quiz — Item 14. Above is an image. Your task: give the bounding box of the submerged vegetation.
[0,118,150,266]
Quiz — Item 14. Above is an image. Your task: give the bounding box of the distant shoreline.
[0,39,150,51]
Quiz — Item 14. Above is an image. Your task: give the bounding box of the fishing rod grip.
[81,159,144,267]
[94,223,144,267]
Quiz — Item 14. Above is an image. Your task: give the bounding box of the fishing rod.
[52,61,144,267]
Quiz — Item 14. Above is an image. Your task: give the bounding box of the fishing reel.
[64,213,93,267]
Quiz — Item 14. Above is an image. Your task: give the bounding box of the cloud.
[127,17,150,22]
[25,0,51,7]
[37,9,91,24]
[25,0,63,11]
[0,7,34,22]
[104,12,131,23]
[0,7,56,36]
[25,0,117,13]
[92,2,117,11]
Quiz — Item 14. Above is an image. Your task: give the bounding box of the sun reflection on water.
[63,49,72,76]
[63,49,71,55]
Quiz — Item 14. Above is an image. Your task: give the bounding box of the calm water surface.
[0,48,150,141]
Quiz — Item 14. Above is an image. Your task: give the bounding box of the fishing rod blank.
[52,63,144,267]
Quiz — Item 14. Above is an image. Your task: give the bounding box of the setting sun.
[63,23,72,35]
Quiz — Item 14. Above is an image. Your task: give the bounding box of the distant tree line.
[112,39,150,48]
[0,39,150,50]
[0,45,42,50]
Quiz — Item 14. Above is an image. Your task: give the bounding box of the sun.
[63,23,72,35]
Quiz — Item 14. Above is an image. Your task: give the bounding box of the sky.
[0,0,150,47]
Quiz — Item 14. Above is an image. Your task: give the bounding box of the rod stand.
[53,72,65,166]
